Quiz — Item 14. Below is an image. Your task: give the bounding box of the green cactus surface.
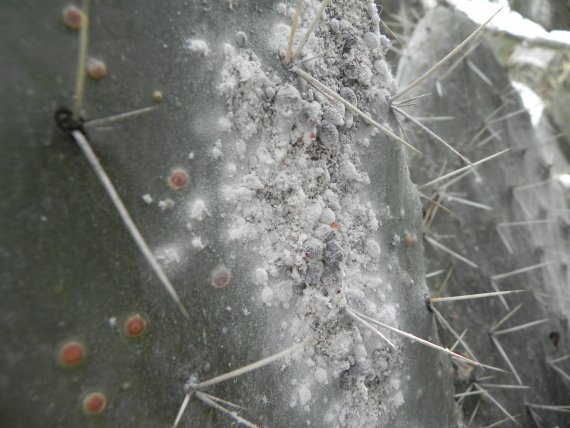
[1,1,569,427]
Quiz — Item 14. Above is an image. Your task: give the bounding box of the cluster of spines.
[389,4,570,426]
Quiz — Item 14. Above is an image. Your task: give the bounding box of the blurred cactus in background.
[397,6,570,426]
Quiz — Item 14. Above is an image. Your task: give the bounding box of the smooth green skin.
[398,7,570,427]
[1,1,457,426]
[0,1,278,426]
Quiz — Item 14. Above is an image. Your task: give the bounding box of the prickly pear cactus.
[397,6,570,427]
[1,1,463,427]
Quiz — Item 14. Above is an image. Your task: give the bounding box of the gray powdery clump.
[212,1,430,426]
